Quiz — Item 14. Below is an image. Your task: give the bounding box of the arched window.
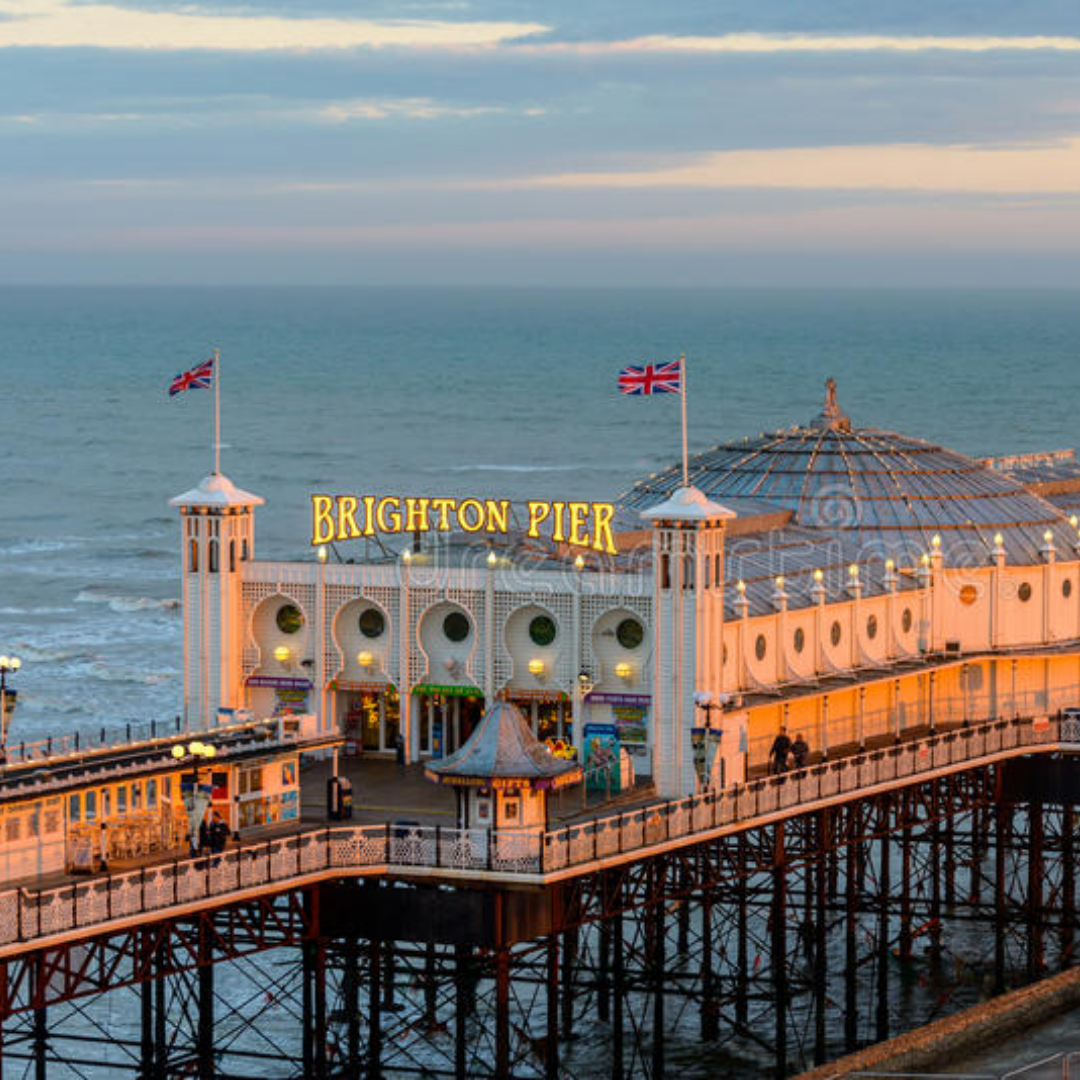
[241,538,250,561]
[188,538,198,573]
[208,539,219,573]
[229,540,236,572]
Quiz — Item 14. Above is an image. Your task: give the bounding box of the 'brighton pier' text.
[310,495,618,554]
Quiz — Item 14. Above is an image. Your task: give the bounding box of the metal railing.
[0,713,1070,950]
[2,713,273,768]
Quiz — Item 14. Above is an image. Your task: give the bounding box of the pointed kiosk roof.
[426,701,582,791]
[169,472,265,510]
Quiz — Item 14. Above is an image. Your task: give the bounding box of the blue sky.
[3,0,1080,284]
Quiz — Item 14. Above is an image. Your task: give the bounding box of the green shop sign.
[412,683,483,698]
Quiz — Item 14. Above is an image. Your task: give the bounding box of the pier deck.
[0,711,1069,958]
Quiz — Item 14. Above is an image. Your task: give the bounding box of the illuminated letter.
[336,496,362,541]
[376,496,402,533]
[361,495,377,536]
[405,497,431,534]
[567,502,590,548]
[592,502,617,554]
[458,499,485,533]
[551,502,567,543]
[485,499,510,534]
[311,495,335,546]
[431,498,456,531]
[526,501,550,539]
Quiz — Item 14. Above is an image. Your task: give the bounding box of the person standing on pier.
[791,732,809,770]
[769,728,792,774]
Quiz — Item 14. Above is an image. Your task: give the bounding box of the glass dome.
[619,382,1074,566]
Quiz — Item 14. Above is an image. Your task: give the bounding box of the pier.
[0,710,1073,1076]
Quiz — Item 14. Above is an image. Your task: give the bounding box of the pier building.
[178,381,1080,799]
[5,380,1080,1078]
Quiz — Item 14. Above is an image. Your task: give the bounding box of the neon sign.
[310,495,618,555]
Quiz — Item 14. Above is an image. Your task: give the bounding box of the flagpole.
[213,348,221,476]
[680,353,689,488]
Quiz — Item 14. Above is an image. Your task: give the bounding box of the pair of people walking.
[769,727,809,774]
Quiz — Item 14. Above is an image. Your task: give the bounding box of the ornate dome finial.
[812,376,851,432]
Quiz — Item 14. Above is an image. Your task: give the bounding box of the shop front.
[412,684,485,758]
[246,674,313,719]
[502,689,572,744]
[235,753,301,830]
[331,679,400,756]
[583,692,651,776]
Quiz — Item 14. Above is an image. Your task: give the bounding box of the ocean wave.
[0,537,88,556]
[11,644,97,663]
[437,464,592,473]
[75,589,180,613]
[0,606,78,616]
[87,662,177,687]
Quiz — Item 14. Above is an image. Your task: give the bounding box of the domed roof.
[619,380,1075,566]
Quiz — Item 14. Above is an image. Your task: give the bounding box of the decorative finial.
[811,376,851,432]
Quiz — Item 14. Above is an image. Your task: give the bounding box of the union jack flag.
[618,359,682,395]
[169,358,214,396]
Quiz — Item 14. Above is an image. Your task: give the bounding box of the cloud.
[533,32,1080,57]
[319,98,512,122]
[0,0,546,51]
[495,137,1080,196]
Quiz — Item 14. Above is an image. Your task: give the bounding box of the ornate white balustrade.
[0,714,1067,951]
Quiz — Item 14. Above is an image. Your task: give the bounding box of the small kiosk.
[425,701,581,832]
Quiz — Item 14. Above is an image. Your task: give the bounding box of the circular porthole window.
[358,608,385,639]
[1018,582,1033,603]
[616,617,644,650]
[830,621,842,646]
[276,604,304,634]
[755,634,767,661]
[793,627,805,653]
[959,584,978,606]
[867,614,878,640]
[1065,579,1073,599]
[443,611,471,642]
[902,608,913,634]
[528,614,557,647]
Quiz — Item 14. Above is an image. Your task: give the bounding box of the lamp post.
[172,740,217,854]
[0,654,22,754]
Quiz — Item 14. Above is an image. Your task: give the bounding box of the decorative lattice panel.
[493,590,576,694]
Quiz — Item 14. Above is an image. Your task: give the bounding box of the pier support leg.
[814,810,828,1066]
[1028,798,1045,979]
[546,936,560,1080]
[368,938,382,1080]
[650,884,666,1080]
[1062,810,1075,966]
[495,948,511,1080]
[899,792,913,963]
[561,926,578,1041]
[424,940,437,1031]
[736,835,749,1028]
[154,942,167,1080]
[141,933,154,1080]
[772,821,788,1080]
[994,800,1009,993]
[454,945,469,1080]
[611,908,625,1080]
[597,915,611,1024]
[197,919,213,1080]
[33,953,46,1080]
[343,938,360,1080]
[701,892,718,1041]
[844,838,858,1053]
[876,800,891,1044]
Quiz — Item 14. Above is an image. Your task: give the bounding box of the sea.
[2,285,1080,744]
[3,285,1080,1073]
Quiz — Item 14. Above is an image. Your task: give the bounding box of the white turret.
[642,486,736,797]
[171,473,264,726]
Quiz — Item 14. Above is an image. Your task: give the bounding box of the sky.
[3,0,1080,285]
